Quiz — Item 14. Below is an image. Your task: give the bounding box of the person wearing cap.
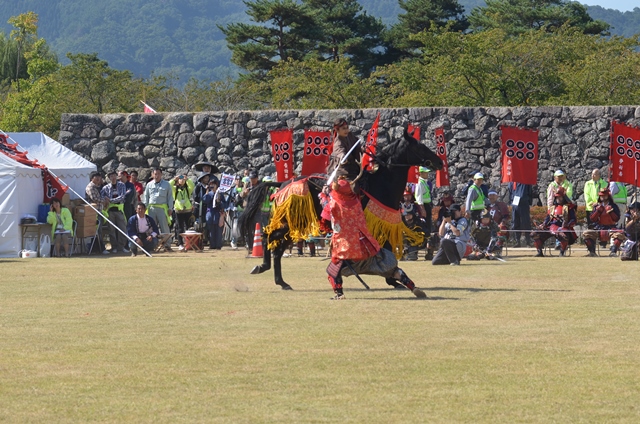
[531,187,577,257]
[583,188,621,256]
[583,169,608,225]
[118,170,136,220]
[546,170,574,212]
[620,202,640,260]
[431,203,471,266]
[415,166,434,232]
[608,180,628,227]
[468,209,502,260]
[327,117,363,182]
[101,171,129,254]
[326,178,426,299]
[465,172,487,222]
[170,174,196,250]
[508,182,533,247]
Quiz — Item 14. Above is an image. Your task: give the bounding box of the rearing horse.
[239,130,443,290]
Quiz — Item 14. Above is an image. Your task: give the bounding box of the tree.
[387,0,468,57]
[468,0,610,36]
[8,12,39,92]
[219,0,316,80]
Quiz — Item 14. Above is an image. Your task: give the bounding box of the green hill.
[0,0,637,83]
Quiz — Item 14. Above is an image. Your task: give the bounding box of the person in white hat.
[415,166,434,233]
[546,170,573,213]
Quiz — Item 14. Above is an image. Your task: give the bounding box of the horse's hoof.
[250,266,262,274]
[412,288,427,299]
[277,282,293,290]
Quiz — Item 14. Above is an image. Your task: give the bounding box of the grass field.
[1,248,639,423]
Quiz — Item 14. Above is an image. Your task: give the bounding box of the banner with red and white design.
[302,130,331,176]
[269,129,294,182]
[362,114,380,172]
[0,132,68,202]
[406,124,421,184]
[610,121,640,186]
[434,127,450,187]
[500,125,538,185]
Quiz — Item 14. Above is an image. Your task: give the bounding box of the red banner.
[407,124,420,184]
[269,129,294,182]
[610,121,640,186]
[302,130,331,176]
[434,127,450,187]
[500,126,538,185]
[362,114,379,172]
[43,169,68,203]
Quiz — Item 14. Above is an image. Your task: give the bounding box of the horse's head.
[377,129,444,171]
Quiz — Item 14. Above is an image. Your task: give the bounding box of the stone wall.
[59,106,640,205]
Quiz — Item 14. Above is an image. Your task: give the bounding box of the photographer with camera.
[431,204,470,266]
[170,174,195,250]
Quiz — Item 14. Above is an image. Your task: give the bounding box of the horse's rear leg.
[273,242,293,290]
[250,233,271,274]
[393,268,427,299]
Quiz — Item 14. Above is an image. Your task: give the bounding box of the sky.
[580,0,638,11]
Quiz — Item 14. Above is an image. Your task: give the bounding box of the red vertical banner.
[302,130,332,176]
[269,129,294,182]
[406,124,421,184]
[500,126,539,185]
[362,114,380,172]
[434,127,450,187]
[610,121,640,186]
[43,169,68,203]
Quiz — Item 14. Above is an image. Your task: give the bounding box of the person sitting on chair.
[46,198,73,257]
[531,187,577,257]
[582,188,620,257]
[127,202,159,256]
[468,209,503,260]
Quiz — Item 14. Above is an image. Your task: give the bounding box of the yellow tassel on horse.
[264,191,320,250]
[364,198,424,259]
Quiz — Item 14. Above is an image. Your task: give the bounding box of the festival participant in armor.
[546,170,573,212]
[486,189,509,249]
[620,202,640,261]
[532,187,577,257]
[467,209,502,260]
[582,188,620,257]
[326,178,426,300]
[170,174,195,250]
[142,168,174,252]
[101,171,129,253]
[583,169,608,225]
[327,117,363,181]
[464,172,487,222]
[609,180,628,227]
[127,203,159,256]
[400,189,419,218]
[508,182,533,247]
[432,204,470,266]
[415,167,433,232]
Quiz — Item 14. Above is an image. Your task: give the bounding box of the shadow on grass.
[350,296,462,301]
[428,286,571,293]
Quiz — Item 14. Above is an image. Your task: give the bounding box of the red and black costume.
[582,188,621,256]
[531,187,577,257]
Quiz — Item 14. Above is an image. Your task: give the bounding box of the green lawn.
[1,249,639,423]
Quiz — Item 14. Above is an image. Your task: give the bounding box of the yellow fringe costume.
[263,179,320,250]
[363,194,424,259]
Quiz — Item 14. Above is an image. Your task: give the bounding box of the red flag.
[610,121,640,186]
[269,129,294,182]
[434,127,450,187]
[406,124,421,184]
[43,169,68,203]
[141,101,156,113]
[302,130,331,176]
[362,114,380,172]
[500,126,538,185]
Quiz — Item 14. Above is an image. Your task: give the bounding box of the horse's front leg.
[273,240,293,290]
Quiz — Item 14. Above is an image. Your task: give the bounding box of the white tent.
[0,132,97,258]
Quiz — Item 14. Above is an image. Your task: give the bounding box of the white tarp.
[0,132,97,258]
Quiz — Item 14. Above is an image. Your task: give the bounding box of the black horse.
[239,129,444,290]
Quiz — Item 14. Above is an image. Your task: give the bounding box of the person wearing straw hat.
[465,172,487,223]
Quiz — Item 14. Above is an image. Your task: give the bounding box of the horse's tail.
[238,182,278,237]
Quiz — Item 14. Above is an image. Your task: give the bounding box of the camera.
[442,209,451,218]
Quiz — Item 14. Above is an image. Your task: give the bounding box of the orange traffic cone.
[250,223,264,258]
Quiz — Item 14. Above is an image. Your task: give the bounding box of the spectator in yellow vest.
[583,169,608,225]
